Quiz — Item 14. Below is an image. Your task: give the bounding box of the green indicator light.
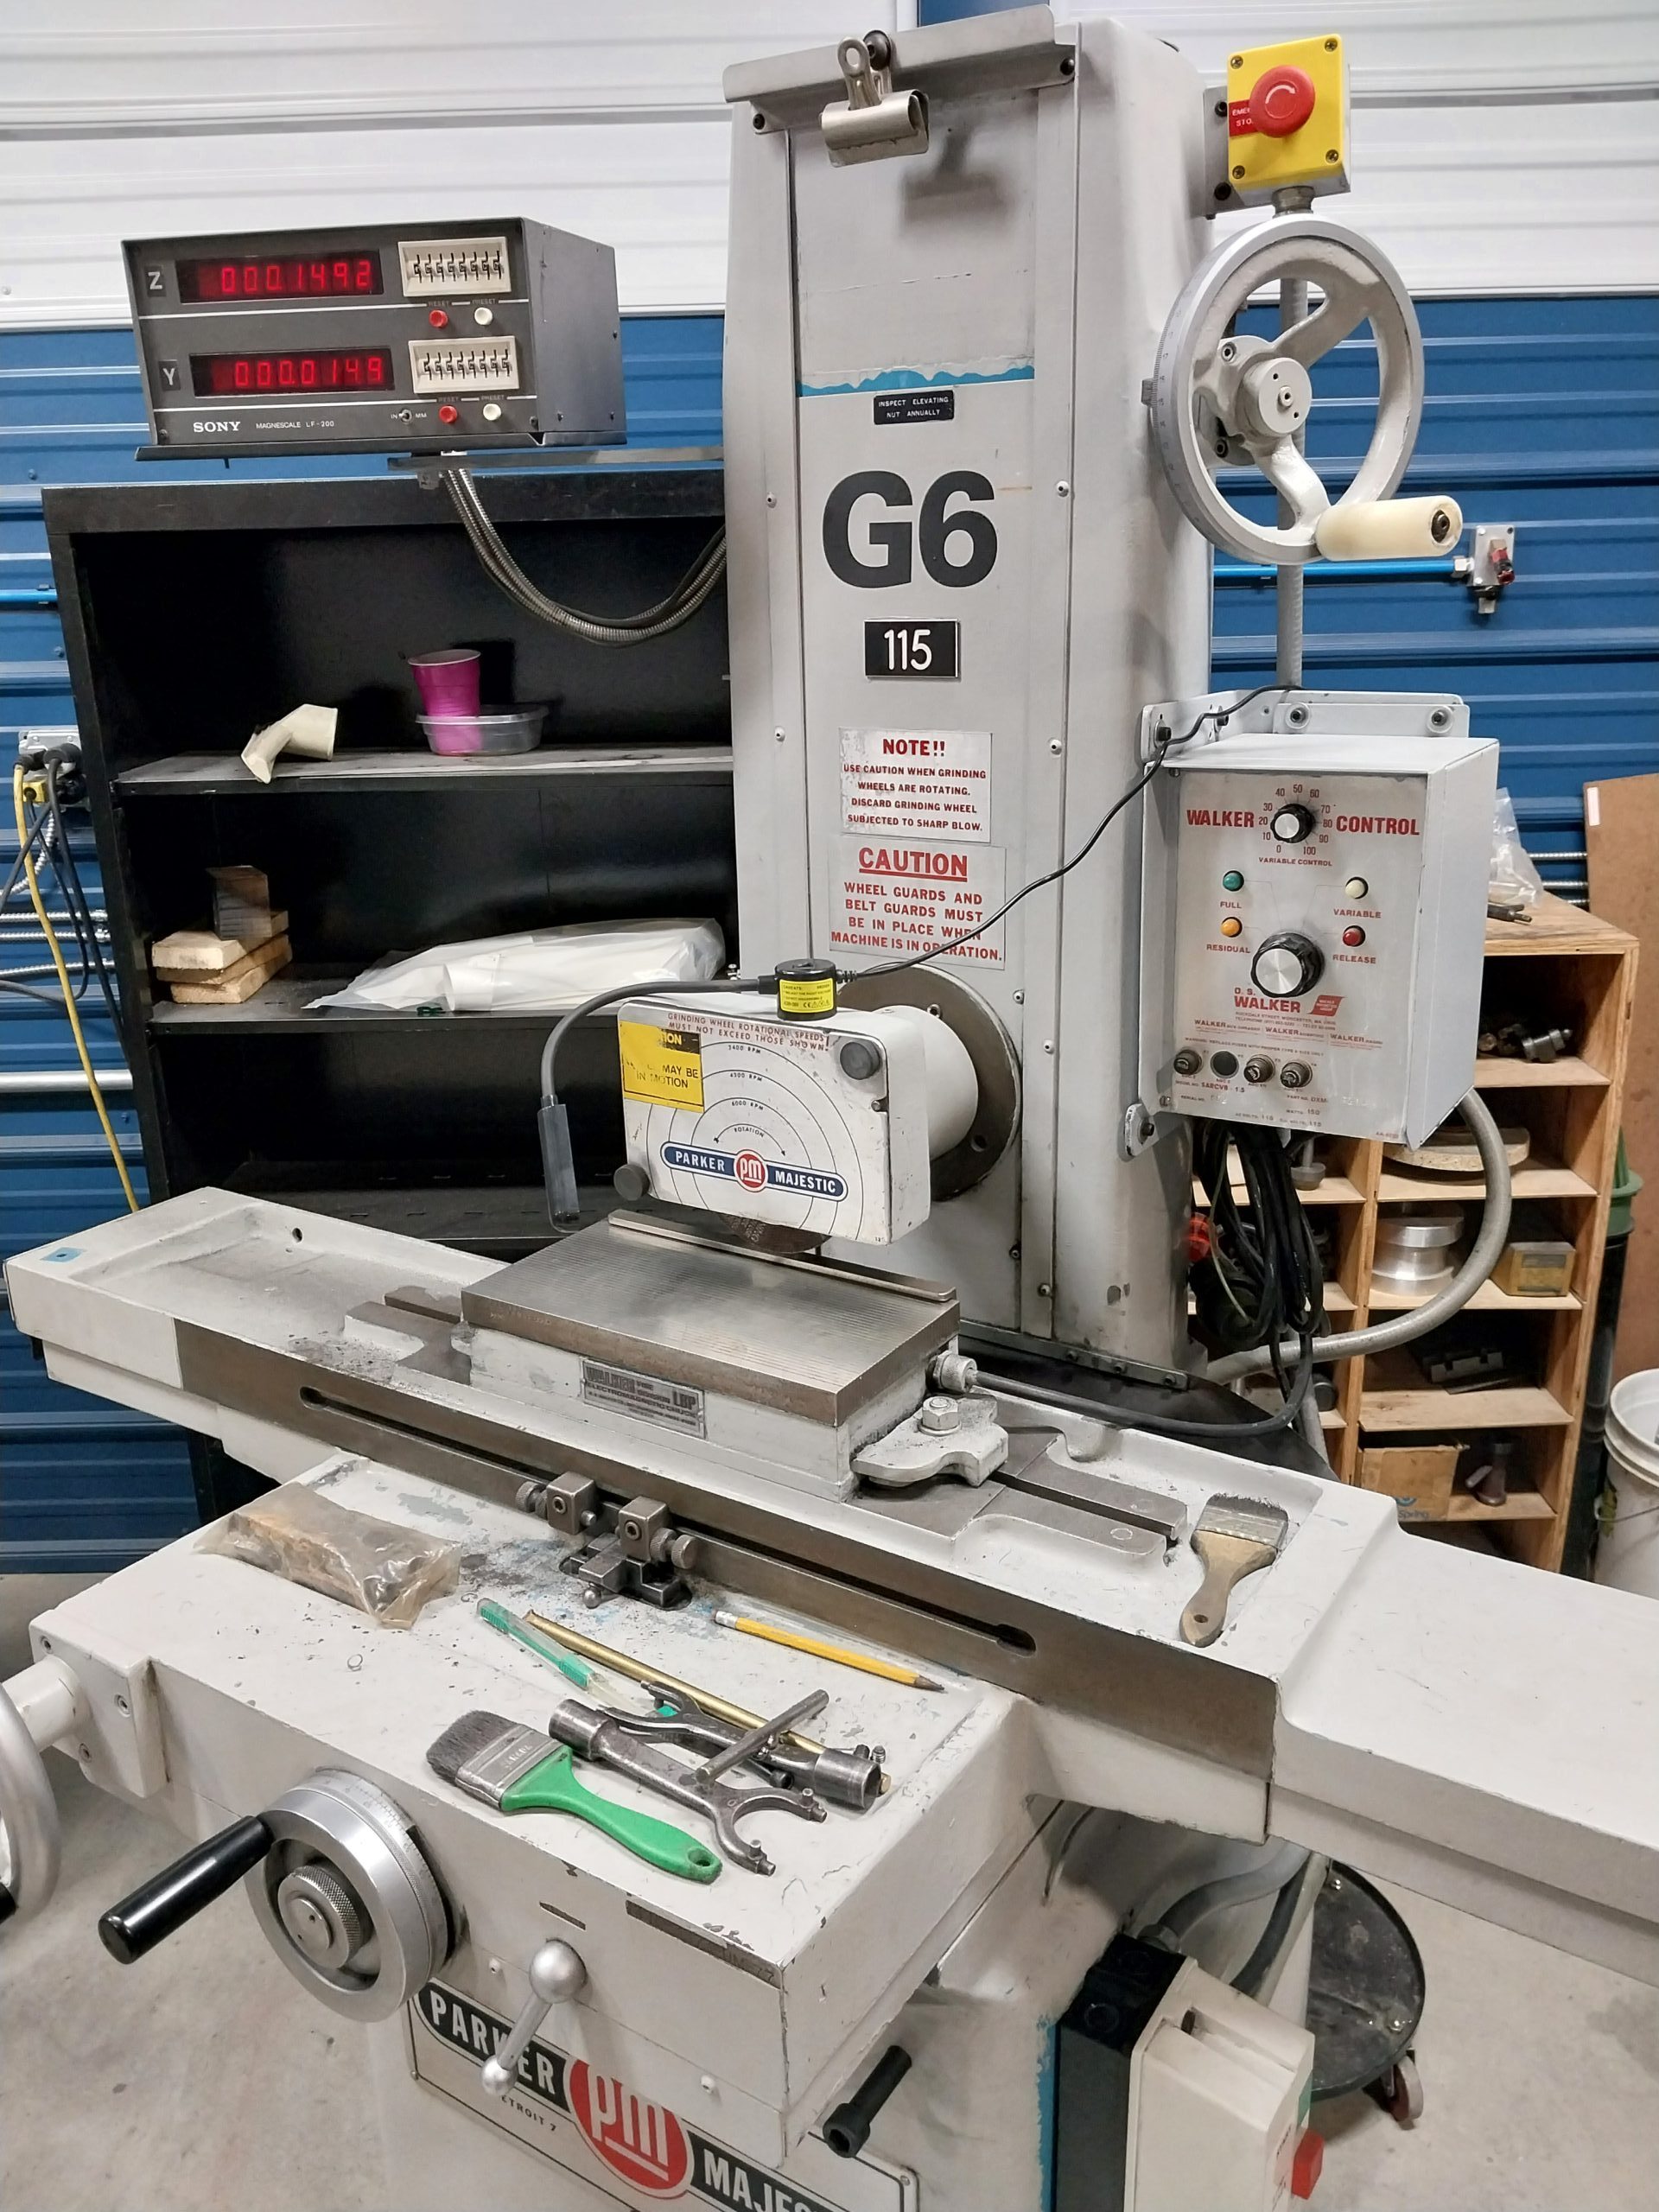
[1222,869,1244,891]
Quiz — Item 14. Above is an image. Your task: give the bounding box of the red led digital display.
[176,253,383,301]
[189,349,394,397]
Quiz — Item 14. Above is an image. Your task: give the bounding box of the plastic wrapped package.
[197,1483,461,1626]
[1489,789,1545,918]
[308,918,724,1014]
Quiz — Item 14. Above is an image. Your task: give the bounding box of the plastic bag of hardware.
[198,1483,461,1626]
[308,918,725,1014]
[1488,789,1544,920]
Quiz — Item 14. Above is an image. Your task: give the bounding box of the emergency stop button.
[1249,63,1316,138]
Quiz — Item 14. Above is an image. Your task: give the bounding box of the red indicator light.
[1342,925,1366,947]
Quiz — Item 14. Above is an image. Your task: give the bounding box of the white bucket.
[1599,1370,1659,1599]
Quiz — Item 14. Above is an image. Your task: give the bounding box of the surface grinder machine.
[4,14,1658,2212]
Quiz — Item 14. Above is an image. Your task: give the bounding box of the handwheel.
[0,1660,86,1926]
[1149,215,1440,566]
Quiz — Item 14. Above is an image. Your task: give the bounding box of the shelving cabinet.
[48,469,735,1513]
[1309,896,1636,1568]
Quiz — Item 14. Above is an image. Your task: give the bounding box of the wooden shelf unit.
[1302,896,1637,1567]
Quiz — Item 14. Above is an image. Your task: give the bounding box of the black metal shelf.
[47,466,734,1517]
[116,743,734,798]
[149,973,606,1036]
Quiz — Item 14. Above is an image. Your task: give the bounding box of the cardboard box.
[1491,1239,1575,1297]
[1357,1444,1459,1522]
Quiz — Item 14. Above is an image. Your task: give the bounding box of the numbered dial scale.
[124,220,625,457]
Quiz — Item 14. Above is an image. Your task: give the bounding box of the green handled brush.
[427,1710,721,1884]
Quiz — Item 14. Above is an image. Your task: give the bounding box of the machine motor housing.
[616,992,950,1245]
[124,219,624,456]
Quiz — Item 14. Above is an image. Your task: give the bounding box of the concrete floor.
[3,1573,1656,2211]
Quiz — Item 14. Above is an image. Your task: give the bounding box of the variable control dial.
[1268,802,1319,844]
[1251,931,1324,1000]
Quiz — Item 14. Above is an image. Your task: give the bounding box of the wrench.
[546,1696,825,1874]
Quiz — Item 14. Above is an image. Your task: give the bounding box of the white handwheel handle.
[0,1659,86,1926]
[1150,213,1427,566]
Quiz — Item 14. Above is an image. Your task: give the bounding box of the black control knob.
[1268,802,1318,844]
[1250,932,1324,1000]
[99,1815,274,1963]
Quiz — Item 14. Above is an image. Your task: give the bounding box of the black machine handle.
[99,1815,274,1964]
[823,2044,912,2160]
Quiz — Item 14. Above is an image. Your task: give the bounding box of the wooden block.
[152,911,288,976]
[167,934,290,1004]
[1357,1444,1459,1522]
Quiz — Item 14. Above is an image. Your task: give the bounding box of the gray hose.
[1206,1086,1513,1383]
[446,467,726,645]
[1143,1842,1312,1952]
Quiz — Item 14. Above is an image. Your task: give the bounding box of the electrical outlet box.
[1140,694,1498,1145]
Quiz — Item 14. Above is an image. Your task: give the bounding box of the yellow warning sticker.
[618,1021,704,1109]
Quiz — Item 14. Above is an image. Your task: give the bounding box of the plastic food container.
[418,709,545,757]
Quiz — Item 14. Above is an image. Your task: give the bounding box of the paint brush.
[427,1710,721,1883]
[1179,1494,1290,1648]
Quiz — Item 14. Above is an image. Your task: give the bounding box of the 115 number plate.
[864,621,960,681]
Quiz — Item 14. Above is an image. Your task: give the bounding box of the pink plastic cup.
[409,649,481,717]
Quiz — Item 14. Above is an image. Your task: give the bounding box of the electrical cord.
[857,684,1287,978]
[537,972,767,1223]
[533,690,1287,1237]
[11,763,137,1211]
[445,467,727,645]
[1206,1088,1514,1382]
[44,764,120,1029]
[980,1353,1314,1441]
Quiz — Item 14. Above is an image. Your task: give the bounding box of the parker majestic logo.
[413,1984,852,2212]
[660,1141,849,1202]
[569,2062,691,2196]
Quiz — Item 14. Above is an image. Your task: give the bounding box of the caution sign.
[618,1021,704,1109]
[840,728,991,842]
[831,835,1006,965]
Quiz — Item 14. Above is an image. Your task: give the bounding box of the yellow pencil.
[711,1609,944,1690]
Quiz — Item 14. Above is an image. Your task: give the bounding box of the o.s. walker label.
[839,729,990,842]
[832,835,1005,965]
[408,1981,906,2210]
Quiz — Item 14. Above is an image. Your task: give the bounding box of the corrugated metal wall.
[4,285,1655,1566]
[918,3,1659,297]
[0,315,723,1571]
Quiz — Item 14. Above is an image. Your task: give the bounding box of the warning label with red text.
[839,728,991,842]
[832,835,1006,965]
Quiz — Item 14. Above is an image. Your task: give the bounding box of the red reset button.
[1292,2128,1325,2199]
[1249,64,1317,138]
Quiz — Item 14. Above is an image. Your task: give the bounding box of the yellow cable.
[11,761,137,1211]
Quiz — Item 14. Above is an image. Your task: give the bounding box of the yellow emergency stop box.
[1225,34,1349,200]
